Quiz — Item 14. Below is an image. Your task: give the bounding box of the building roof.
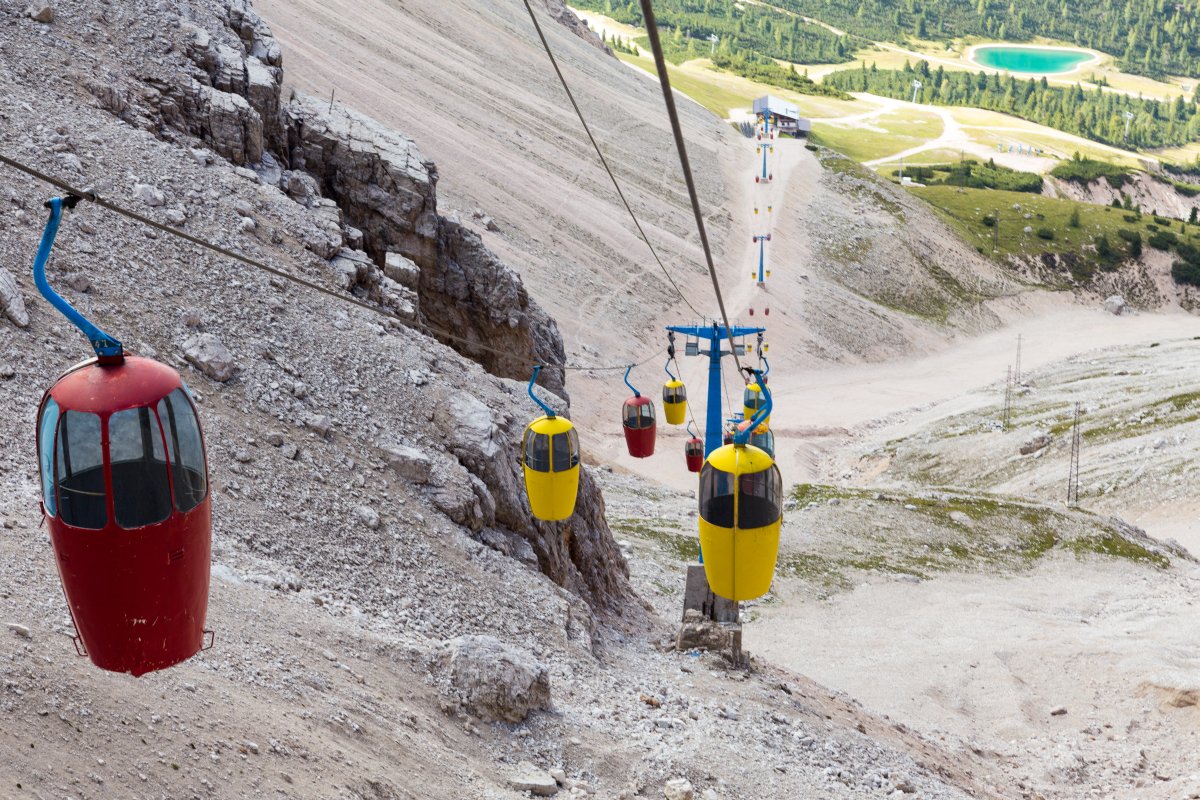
[752,95,800,121]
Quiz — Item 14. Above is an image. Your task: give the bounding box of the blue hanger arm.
[34,197,123,361]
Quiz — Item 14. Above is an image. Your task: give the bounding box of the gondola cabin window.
[699,467,736,528]
[157,388,208,513]
[624,402,655,429]
[524,428,551,472]
[37,398,60,517]
[54,410,107,530]
[738,467,782,528]
[108,407,173,529]
[551,429,580,472]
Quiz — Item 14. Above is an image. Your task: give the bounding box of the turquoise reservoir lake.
[972,45,1093,74]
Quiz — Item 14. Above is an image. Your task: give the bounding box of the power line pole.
[1014,333,1022,385]
[1002,366,1012,429]
[1068,402,1082,507]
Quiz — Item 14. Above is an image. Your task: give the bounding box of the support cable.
[0,153,654,373]
[636,0,744,377]
[520,0,701,318]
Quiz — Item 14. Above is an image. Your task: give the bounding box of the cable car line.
[637,0,744,378]
[0,153,656,374]
[520,0,701,319]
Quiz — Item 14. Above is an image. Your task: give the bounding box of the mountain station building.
[753,96,811,137]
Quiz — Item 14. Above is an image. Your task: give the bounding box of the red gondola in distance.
[685,422,703,473]
[621,366,656,458]
[32,196,213,676]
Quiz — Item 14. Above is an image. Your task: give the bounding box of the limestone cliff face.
[177,9,568,397]
[536,0,613,54]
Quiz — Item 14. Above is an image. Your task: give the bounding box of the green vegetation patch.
[783,484,1169,593]
[576,0,859,65]
[1080,390,1200,443]
[888,158,1043,193]
[824,62,1200,149]
[615,52,754,116]
[610,516,699,561]
[813,107,943,163]
[766,0,1200,80]
[907,185,1161,283]
[711,52,849,98]
[1051,156,1134,188]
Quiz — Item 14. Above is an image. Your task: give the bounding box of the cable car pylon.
[751,233,771,285]
[755,142,774,183]
[667,321,765,463]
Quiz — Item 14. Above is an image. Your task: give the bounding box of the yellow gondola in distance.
[522,366,580,522]
[742,382,771,427]
[699,371,782,601]
[662,358,687,426]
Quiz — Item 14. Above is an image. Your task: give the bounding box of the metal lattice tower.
[1068,402,1082,507]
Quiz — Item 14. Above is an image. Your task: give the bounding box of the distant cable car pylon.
[751,233,772,284]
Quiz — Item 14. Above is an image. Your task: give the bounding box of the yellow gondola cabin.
[522,367,580,521]
[701,371,782,601]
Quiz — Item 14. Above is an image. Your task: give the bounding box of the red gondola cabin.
[685,436,704,472]
[37,356,212,676]
[622,395,656,458]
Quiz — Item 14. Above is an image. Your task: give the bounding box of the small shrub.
[1177,242,1200,264]
[1155,216,1171,226]
[1117,228,1142,243]
[981,215,997,228]
[1123,214,1140,223]
[1036,227,1055,240]
[805,143,818,152]
[1148,231,1178,250]
[1172,260,1200,286]
[1068,207,1081,228]
[1095,234,1112,258]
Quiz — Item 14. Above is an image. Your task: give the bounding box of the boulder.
[378,442,432,484]
[1020,434,1052,455]
[353,505,380,530]
[25,2,52,22]
[1103,295,1130,316]
[508,762,559,797]
[134,183,166,207]
[676,609,733,652]
[664,779,695,800]
[181,333,237,382]
[439,635,550,723]
[384,252,420,289]
[535,0,610,54]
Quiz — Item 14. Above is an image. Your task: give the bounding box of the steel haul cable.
[520,0,701,318]
[636,0,746,378]
[0,153,654,373]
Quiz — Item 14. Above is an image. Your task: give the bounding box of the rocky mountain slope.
[0,0,1008,796]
